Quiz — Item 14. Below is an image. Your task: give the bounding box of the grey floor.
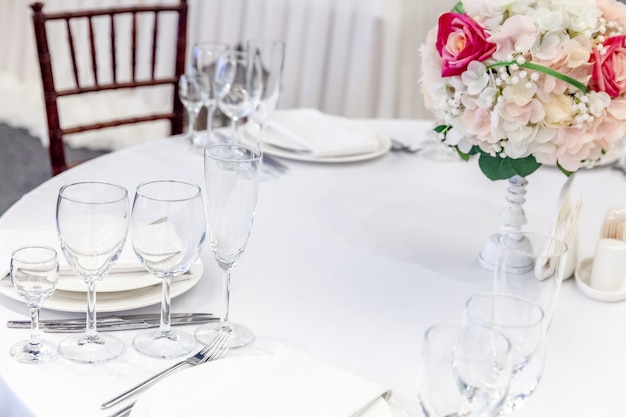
[0,124,108,215]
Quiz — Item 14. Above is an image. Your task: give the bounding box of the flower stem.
[488,61,589,94]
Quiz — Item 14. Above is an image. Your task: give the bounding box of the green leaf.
[557,164,573,177]
[478,153,541,181]
[451,1,464,13]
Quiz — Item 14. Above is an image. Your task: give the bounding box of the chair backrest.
[30,1,188,176]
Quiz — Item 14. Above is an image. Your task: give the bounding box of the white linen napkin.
[253,108,382,157]
[0,229,144,279]
[135,348,391,417]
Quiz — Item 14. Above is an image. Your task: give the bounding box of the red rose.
[436,12,496,77]
[590,35,626,98]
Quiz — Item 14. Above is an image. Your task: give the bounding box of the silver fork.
[106,346,230,417]
[101,332,228,411]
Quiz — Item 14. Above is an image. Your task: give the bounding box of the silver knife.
[7,313,216,332]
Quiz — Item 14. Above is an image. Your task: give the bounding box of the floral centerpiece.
[420,0,626,180]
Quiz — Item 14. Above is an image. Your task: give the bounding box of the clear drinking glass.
[191,42,231,147]
[463,293,545,414]
[214,48,263,143]
[9,246,59,363]
[494,231,568,331]
[130,180,206,358]
[179,72,208,148]
[417,322,512,417]
[56,182,129,363]
[195,144,262,348]
[246,39,285,141]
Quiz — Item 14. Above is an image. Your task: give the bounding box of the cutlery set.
[7,312,217,332]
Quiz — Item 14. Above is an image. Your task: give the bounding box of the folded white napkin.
[0,229,144,279]
[252,108,381,157]
[134,348,391,417]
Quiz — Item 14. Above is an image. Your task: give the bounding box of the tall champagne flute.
[463,293,545,415]
[131,180,206,358]
[179,72,207,148]
[191,42,231,147]
[214,48,263,143]
[246,39,285,142]
[9,246,59,363]
[195,143,262,348]
[56,182,129,363]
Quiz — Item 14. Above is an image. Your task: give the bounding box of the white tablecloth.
[0,0,449,149]
[0,119,624,416]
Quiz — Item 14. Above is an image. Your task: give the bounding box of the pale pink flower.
[489,15,537,60]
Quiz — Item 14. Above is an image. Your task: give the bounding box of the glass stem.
[188,110,199,140]
[230,118,238,144]
[206,105,216,138]
[159,277,172,334]
[86,282,97,338]
[28,305,41,348]
[220,269,232,331]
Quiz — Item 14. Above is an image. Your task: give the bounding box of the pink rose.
[590,35,626,98]
[436,12,496,77]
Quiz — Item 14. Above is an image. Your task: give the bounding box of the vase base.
[478,233,534,273]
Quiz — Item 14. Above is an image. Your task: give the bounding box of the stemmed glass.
[130,180,206,358]
[463,293,545,415]
[195,143,262,348]
[246,39,285,143]
[56,182,129,363]
[9,246,59,363]
[213,48,263,143]
[191,42,231,147]
[179,72,208,148]
[417,322,513,417]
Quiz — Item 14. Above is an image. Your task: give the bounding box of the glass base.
[59,333,123,364]
[133,328,196,359]
[195,322,254,349]
[189,130,225,153]
[10,340,57,363]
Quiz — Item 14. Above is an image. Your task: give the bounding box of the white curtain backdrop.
[0,0,455,149]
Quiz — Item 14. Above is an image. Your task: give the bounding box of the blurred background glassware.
[191,42,231,148]
[417,322,512,417]
[131,180,206,358]
[195,144,262,348]
[494,231,567,331]
[56,182,129,363]
[9,246,59,363]
[246,39,285,144]
[213,48,263,143]
[179,72,208,148]
[463,293,545,415]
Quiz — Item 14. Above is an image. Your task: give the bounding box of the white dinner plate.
[261,132,391,163]
[130,355,408,417]
[574,257,626,302]
[0,262,203,312]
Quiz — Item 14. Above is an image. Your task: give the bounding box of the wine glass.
[494,231,568,331]
[191,42,231,147]
[417,322,513,417]
[463,293,545,415]
[9,246,59,363]
[179,72,208,148]
[246,39,285,143]
[131,180,206,358]
[56,182,129,363]
[195,143,262,348]
[213,48,263,143]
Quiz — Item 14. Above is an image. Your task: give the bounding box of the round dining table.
[0,119,624,416]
